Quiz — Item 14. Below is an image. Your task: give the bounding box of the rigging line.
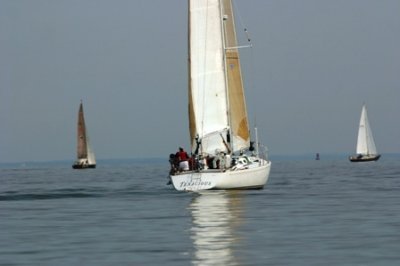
[231,0,252,43]
[231,0,259,141]
[240,29,257,130]
[220,0,232,151]
[248,43,269,153]
[230,0,255,91]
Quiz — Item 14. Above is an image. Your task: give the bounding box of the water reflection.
[189,191,243,266]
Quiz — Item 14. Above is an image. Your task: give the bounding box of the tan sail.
[222,0,250,151]
[73,101,96,169]
[77,102,87,159]
[188,2,196,147]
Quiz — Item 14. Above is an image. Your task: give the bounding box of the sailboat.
[349,104,380,162]
[72,101,96,169]
[169,0,271,191]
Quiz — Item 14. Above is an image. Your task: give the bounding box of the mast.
[220,0,232,153]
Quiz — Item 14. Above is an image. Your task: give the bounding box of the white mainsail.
[189,0,250,156]
[86,135,96,165]
[356,104,377,155]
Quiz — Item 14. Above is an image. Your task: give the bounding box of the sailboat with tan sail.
[168,0,271,191]
[72,101,96,169]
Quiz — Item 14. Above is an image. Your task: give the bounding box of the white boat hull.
[170,160,271,191]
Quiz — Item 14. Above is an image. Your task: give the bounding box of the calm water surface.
[1,158,400,265]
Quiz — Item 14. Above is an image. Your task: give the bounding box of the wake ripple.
[0,188,103,201]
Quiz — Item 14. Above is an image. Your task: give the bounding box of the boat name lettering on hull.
[180,181,212,188]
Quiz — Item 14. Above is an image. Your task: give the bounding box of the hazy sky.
[1,0,399,163]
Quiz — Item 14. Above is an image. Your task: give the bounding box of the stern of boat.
[170,159,271,191]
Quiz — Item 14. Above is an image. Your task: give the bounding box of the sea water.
[1,157,400,265]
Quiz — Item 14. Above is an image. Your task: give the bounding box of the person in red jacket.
[176,147,189,171]
[176,147,188,161]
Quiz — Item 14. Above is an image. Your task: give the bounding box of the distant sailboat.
[349,104,380,162]
[168,0,271,191]
[72,101,96,169]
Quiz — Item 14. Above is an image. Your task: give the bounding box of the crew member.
[176,147,189,171]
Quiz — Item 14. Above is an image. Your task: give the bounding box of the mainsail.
[76,102,96,165]
[356,104,377,155]
[189,0,250,155]
[86,132,96,165]
[77,103,88,160]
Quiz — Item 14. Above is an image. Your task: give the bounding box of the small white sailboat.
[349,104,380,162]
[169,0,271,191]
[72,101,96,169]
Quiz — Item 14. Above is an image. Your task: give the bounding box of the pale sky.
[1,0,399,163]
